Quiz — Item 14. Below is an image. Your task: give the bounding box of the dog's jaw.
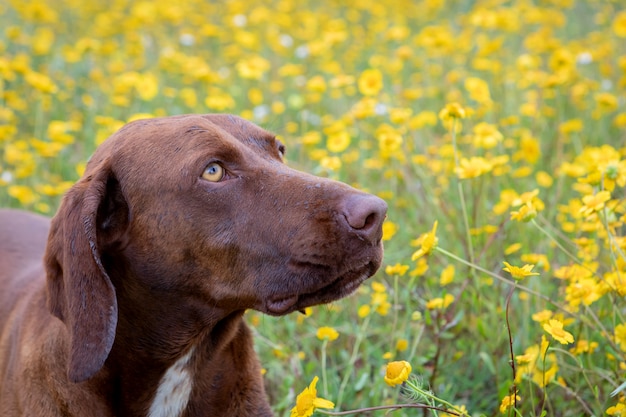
[264,258,380,316]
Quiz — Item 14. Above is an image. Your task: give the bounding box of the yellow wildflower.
[357,68,383,96]
[326,131,351,153]
[290,377,335,417]
[615,324,626,351]
[569,340,599,355]
[396,339,409,352]
[499,393,520,414]
[510,202,537,222]
[504,243,522,255]
[357,305,370,318]
[502,262,540,280]
[472,122,503,149]
[382,220,398,241]
[438,102,466,121]
[455,156,494,179]
[411,221,439,260]
[385,263,410,276]
[372,282,386,293]
[389,107,413,124]
[236,56,270,80]
[426,294,455,310]
[465,77,492,105]
[531,310,553,323]
[319,156,341,171]
[543,319,574,345]
[607,403,626,416]
[579,191,611,217]
[384,360,412,386]
[8,185,37,205]
[614,11,626,37]
[377,128,403,156]
[25,71,58,94]
[440,265,455,286]
[316,326,339,341]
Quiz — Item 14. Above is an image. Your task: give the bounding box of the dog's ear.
[45,159,129,383]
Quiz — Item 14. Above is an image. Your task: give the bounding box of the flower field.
[1,0,626,415]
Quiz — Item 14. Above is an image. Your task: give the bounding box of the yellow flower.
[543,319,574,345]
[136,73,159,101]
[290,376,335,417]
[499,393,520,414]
[569,340,598,355]
[8,185,37,205]
[504,243,522,255]
[385,263,410,276]
[316,326,339,341]
[377,128,403,156]
[579,191,611,217]
[382,220,398,241]
[236,56,270,80]
[326,131,351,153]
[357,68,383,96]
[372,282,386,293]
[389,107,412,124]
[615,324,626,351]
[396,339,409,352]
[357,305,370,318]
[607,403,626,416]
[319,156,341,171]
[426,294,455,310]
[465,77,492,105]
[531,310,553,323]
[472,122,503,149]
[24,71,58,94]
[613,11,626,38]
[438,102,466,121]
[439,265,455,286]
[454,156,494,179]
[510,201,537,222]
[411,221,438,260]
[384,360,412,386]
[502,262,540,280]
[306,75,327,93]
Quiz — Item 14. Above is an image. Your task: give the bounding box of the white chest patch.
[148,347,195,417]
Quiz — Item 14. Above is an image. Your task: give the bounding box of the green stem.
[404,379,466,416]
[321,339,329,397]
[530,219,582,267]
[317,403,461,416]
[390,274,399,352]
[450,118,476,270]
[335,315,371,408]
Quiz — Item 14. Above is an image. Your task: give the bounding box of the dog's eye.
[202,162,224,182]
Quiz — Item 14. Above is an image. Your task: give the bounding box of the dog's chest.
[147,347,195,417]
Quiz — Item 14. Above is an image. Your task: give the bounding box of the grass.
[1,0,625,415]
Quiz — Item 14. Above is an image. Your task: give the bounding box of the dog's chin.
[262,262,378,316]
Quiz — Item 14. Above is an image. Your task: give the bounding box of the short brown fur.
[0,114,386,417]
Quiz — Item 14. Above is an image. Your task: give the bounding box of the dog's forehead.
[199,114,279,153]
[86,115,283,183]
[105,114,275,155]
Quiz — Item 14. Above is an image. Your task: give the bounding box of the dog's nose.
[341,194,388,243]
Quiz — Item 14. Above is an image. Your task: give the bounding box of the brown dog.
[0,114,386,417]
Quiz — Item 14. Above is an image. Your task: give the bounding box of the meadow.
[1,0,625,415]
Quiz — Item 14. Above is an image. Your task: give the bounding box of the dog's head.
[44,114,386,382]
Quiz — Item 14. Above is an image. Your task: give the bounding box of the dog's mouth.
[264,261,377,316]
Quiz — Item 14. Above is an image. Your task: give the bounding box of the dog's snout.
[341,194,387,242]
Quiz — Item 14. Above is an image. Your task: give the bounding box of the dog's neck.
[99,265,270,417]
